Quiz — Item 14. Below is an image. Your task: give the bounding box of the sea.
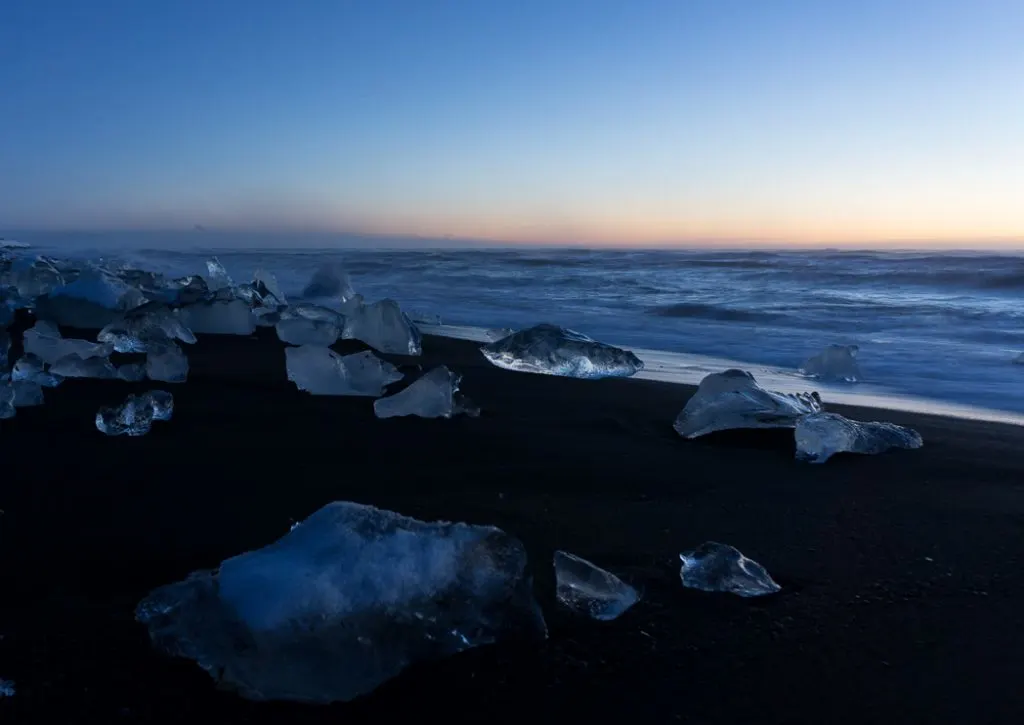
[6,235,1024,422]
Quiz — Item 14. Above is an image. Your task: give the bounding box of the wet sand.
[2,323,1023,723]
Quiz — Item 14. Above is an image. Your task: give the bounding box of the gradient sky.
[2,0,1023,246]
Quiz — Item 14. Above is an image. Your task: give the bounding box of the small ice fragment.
[286,346,403,397]
[0,678,14,697]
[146,342,189,383]
[117,363,147,382]
[50,353,118,379]
[179,299,255,336]
[799,344,862,382]
[674,369,821,439]
[134,501,546,704]
[253,269,287,307]
[95,390,174,436]
[11,379,44,407]
[553,550,640,621]
[794,411,923,464]
[11,353,63,387]
[302,262,355,301]
[373,366,476,419]
[679,542,781,598]
[342,299,422,355]
[275,317,340,347]
[0,381,15,419]
[205,257,233,291]
[23,321,114,365]
[480,324,643,379]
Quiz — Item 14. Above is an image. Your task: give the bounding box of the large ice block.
[179,300,256,336]
[342,299,422,355]
[23,321,114,365]
[275,317,340,347]
[679,542,781,597]
[480,324,643,379]
[553,550,640,621]
[374,366,478,419]
[799,344,863,382]
[204,257,233,291]
[146,342,189,383]
[50,353,118,379]
[673,369,822,439]
[285,346,403,397]
[794,411,923,464]
[135,501,546,703]
[49,266,147,311]
[99,304,196,352]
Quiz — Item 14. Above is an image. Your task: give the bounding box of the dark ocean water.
[12,241,1024,414]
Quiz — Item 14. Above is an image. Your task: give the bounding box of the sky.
[1,0,1023,247]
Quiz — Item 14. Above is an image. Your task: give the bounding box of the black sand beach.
[2,321,1024,723]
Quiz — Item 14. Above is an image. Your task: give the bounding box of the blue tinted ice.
[795,411,922,464]
[374,366,478,419]
[679,542,781,598]
[480,324,643,379]
[342,298,422,355]
[553,550,640,621]
[95,390,174,436]
[146,342,189,383]
[799,344,862,382]
[135,501,546,703]
[286,346,403,397]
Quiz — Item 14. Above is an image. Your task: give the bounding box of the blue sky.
[1,0,1022,245]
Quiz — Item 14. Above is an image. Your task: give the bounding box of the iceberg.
[286,347,402,397]
[301,262,354,301]
[480,324,643,379]
[553,550,640,621]
[794,412,923,464]
[374,366,478,419]
[673,369,822,439]
[135,501,546,704]
[179,300,255,336]
[23,321,114,365]
[95,390,174,436]
[11,353,63,387]
[146,342,189,383]
[342,298,422,355]
[275,317,340,347]
[799,344,862,382]
[679,542,781,598]
[50,353,118,379]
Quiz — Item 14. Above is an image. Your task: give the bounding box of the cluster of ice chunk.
[480,324,643,379]
[135,501,546,704]
[286,346,403,397]
[96,391,174,437]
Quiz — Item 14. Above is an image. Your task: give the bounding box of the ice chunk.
[135,501,546,704]
[276,317,340,347]
[49,266,147,310]
[253,269,286,306]
[799,344,862,382]
[673,369,822,439]
[0,679,14,698]
[99,304,196,353]
[33,294,122,329]
[50,353,118,379]
[146,342,189,383]
[0,328,9,369]
[117,363,147,382]
[8,256,64,301]
[679,542,781,598]
[205,257,233,291]
[281,303,345,328]
[179,300,255,336]
[23,321,114,365]
[302,262,354,301]
[286,346,403,397]
[553,550,640,621]
[794,411,923,464]
[342,298,422,355]
[11,353,63,387]
[11,379,44,407]
[480,324,643,379]
[374,366,477,419]
[95,390,174,436]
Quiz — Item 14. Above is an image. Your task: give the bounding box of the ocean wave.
[645,302,782,323]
